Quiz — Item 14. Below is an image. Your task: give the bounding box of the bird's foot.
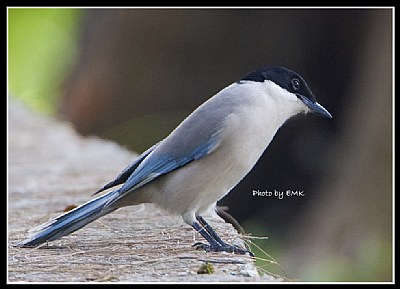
[192,241,254,256]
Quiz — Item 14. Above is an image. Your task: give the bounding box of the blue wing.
[105,129,223,207]
[92,142,160,195]
[101,96,228,207]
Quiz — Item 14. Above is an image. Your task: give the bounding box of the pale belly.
[143,110,278,218]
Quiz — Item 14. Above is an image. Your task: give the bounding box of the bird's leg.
[191,215,253,256]
[191,222,223,249]
[196,215,230,246]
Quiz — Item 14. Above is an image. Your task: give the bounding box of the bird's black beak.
[297,94,332,118]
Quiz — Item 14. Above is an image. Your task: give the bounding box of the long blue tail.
[18,190,119,247]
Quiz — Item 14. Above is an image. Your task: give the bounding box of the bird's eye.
[291,78,301,91]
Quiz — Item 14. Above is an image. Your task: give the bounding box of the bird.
[18,66,332,256]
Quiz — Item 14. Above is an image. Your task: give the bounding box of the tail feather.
[17,190,119,247]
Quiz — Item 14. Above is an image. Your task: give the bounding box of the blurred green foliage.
[8,8,81,115]
[246,221,392,281]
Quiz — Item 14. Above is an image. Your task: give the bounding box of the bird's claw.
[192,241,254,256]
